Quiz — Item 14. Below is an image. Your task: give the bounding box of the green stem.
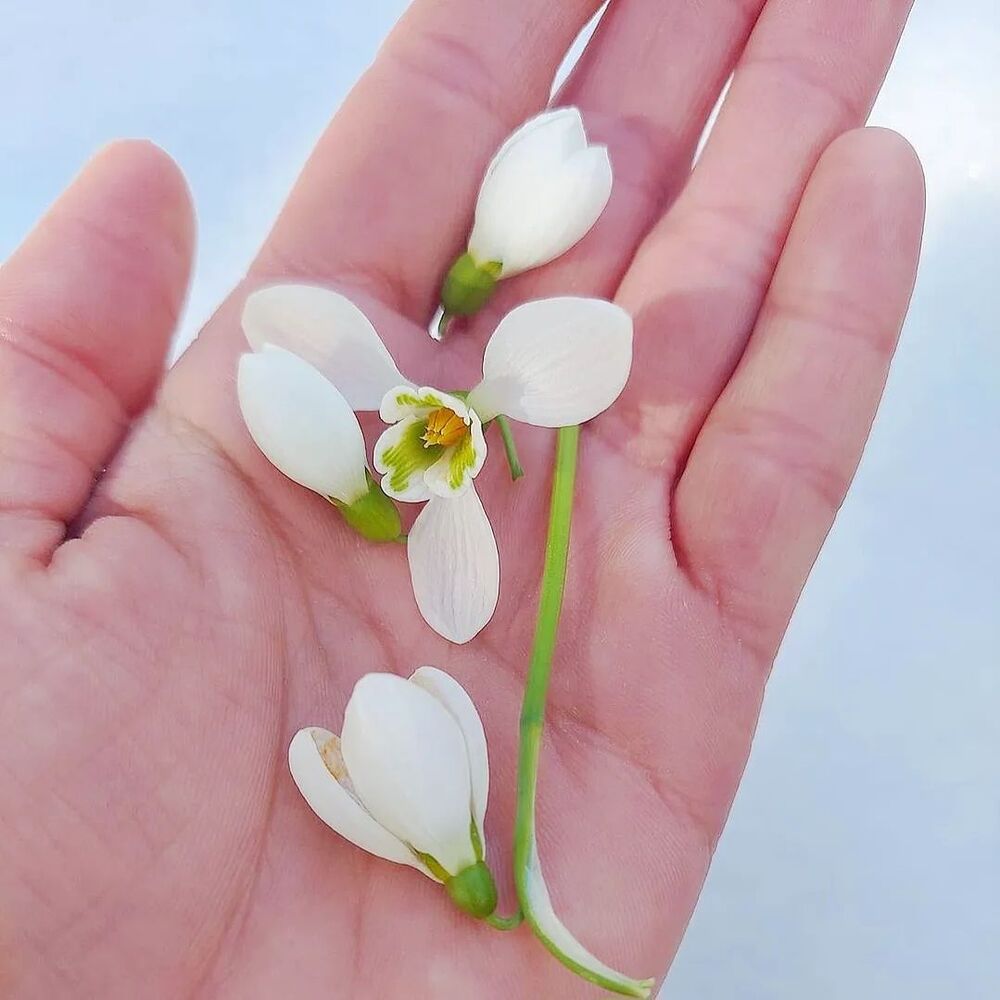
[511,425,654,999]
[495,415,525,481]
[514,427,578,820]
[485,910,524,931]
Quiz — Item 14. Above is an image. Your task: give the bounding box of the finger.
[673,127,925,658]
[0,141,194,561]
[251,0,604,321]
[465,0,766,334]
[612,0,914,473]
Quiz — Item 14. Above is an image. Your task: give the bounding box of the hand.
[0,1,923,996]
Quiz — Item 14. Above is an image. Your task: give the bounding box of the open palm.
[0,1,924,997]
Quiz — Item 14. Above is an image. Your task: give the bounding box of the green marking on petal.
[394,389,447,411]
[448,431,479,491]
[381,419,441,494]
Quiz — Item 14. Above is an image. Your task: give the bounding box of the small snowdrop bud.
[438,107,612,330]
[237,345,401,542]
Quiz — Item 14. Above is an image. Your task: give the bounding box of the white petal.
[287,728,432,877]
[409,667,489,847]
[407,488,499,644]
[423,412,487,499]
[469,109,611,276]
[479,107,586,192]
[237,345,369,503]
[532,144,613,265]
[468,297,633,426]
[373,416,434,503]
[242,284,408,410]
[379,386,471,425]
[341,673,477,877]
[522,839,655,998]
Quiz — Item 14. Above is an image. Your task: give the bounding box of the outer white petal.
[478,107,586,192]
[341,673,477,877]
[532,144,613,265]
[242,284,409,410]
[237,345,369,503]
[407,488,499,645]
[468,297,633,426]
[409,667,489,845]
[288,728,433,876]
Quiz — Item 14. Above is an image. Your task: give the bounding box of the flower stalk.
[513,426,654,999]
[494,415,524,481]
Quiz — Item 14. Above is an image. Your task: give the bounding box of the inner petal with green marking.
[375,416,444,502]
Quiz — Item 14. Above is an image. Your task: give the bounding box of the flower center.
[422,407,468,448]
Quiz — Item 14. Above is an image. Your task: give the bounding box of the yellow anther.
[422,407,468,448]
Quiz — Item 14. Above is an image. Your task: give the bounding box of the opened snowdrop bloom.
[438,106,612,327]
[289,667,499,919]
[241,284,633,644]
[237,344,401,541]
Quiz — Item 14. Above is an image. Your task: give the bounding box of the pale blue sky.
[1,3,997,998]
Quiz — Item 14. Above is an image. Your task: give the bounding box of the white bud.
[467,107,612,277]
[237,344,369,504]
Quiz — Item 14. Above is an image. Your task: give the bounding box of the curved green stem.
[512,426,654,999]
[485,910,524,931]
[495,415,525,481]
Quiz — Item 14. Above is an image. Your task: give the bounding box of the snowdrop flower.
[438,107,612,326]
[289,667,499,918]
[237,344,401,541]
[241,285,632,643]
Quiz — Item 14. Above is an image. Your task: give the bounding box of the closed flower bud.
[237,344,401,541]
[439,107,612,327]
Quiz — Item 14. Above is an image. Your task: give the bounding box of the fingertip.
[81,138,196,265]
[816,126,926,217]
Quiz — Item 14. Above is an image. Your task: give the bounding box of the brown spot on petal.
[320,735,348,781]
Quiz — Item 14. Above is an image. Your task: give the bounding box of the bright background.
[1,3,997,997]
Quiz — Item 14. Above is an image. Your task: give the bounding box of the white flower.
[241,285,633,644]
[468,106,612,277]
[237,344,401,541]
[437,108,613,327]
[237,344,368,503]
[288,667,498,917]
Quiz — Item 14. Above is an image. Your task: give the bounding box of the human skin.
[0,1,924,997]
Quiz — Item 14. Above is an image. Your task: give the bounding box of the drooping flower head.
[289,667,497,918]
